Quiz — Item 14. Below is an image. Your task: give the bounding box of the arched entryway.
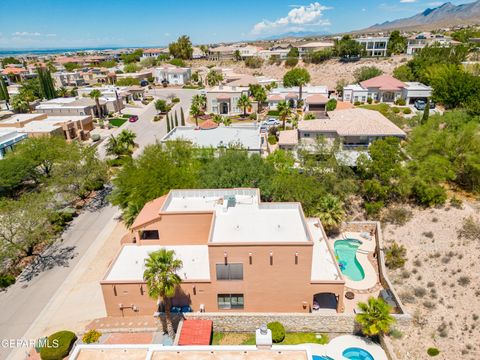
[313,292,338,311]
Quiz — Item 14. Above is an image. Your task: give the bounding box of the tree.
[166,113,171,133]
[0,156,36,193]
[355,297,395,337]
[0,76,9,104]
[123,63,140,73]
[393,64,414,82]
[192,94,206,110]
[387,30,407,55]
[326,99,337,111]
[168,35,193,60]
[334,35,364,58]
[277,100,291,129]
[121,49,143,64]
[237,94,251,117]
[305,49,333,64]
[206,70,223,86]
[144,249,183,338]
[57,87,68,98]
[249,84,267,111]
[285,57,299,67]
[63,62,80,72]
[89,89,103,118]
[315,194,345,232]
[421,99,430,124]
[283,68,311,100]
[106,130,136,158]
[11,94,30,113]
[155,99,168,113]
[180,107,185,126]
[116,77,141,86]
[234,49,242,61]
[385,242,407,269]
[174,111,179,127]
[287,47,299,58]
[245,57,263,69]
[169,58,186,67]
[37,67,56,100]
[189,103,201,127]
[353,66,383,83]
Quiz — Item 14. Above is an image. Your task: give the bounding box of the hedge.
[40,331,77,360]
[0,274,15,288]
[267,321,285,343]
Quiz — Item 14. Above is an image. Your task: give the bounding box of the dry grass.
[384,201,480,359]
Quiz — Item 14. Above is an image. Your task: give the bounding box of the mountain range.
[364,0,480,31]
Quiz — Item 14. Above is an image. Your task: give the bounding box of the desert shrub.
[395,99,406,106]
[427,347,440,356]
[458,276,471,286]
[413,181,447,206]
[249,112,257,120]
[383,207,412,225]
[354,101,361,106]
[422,231,434,238]
[403,108,412,114]
[364,201,383,217]
[171,97,180,103]
[449,196,463,209]
[392,107,401,114]
[367,97,373,104]
[457,216,480,241]
[40,330,77,360]
[326,98,337,111]
[245,56,264,69]
[82,329,101,344]
[267,321,285,343]
[414,287,427,298]
[268,134,277,145]
[385,242,407,269]
[0,274,15,288]
[169,58,186,67]
[285,57,298,67]
[423,301,436,309]
[389,328,403,339]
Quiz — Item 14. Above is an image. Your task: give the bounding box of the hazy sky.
[0,0,471,49]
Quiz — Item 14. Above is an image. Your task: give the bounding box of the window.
[140,230,159,240]
[217,294,244,309]
[216,264,243,280]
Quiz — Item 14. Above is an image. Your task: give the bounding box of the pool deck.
[330,232,380,291]
[322,335,388,360]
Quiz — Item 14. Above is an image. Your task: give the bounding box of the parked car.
[128,115,139,122]
[259,125,268,133]
[263,118,280,126]
[414,99,435,110]
[140,80,149,87]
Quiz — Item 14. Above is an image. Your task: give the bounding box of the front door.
[220,102,229,114]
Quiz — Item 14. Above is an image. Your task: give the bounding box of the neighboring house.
[267,86,329,112]
[1,65,30,83]
[297,42,334,58]
[116,69,153,81]
[343,75,432,104]
[278,108,406,151]
[154,65,191,85]
[140,48,169,60]
[237,45,262,58]
[36,96,123,117]
[53,71,85,87]
[406,32,458,55]
[77,85,137,103]
[100,188,344,316]
[258,49,290,60]
[192,46,205,59]
[162,122,265,154]
[355,37,389,57]
[0,128,27,159]
[206,85,256,116]
[0,113,94,140]
[207,45,237,61]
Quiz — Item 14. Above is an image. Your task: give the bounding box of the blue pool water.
[312,356,334,360]
[342,347,374,360]
[334,239,365,281]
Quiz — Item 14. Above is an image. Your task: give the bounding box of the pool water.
[342,347,374,360]
[334,239,365,281]
[312,356,334,360]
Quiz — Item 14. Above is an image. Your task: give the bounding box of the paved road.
[0,190,118,360]
[97,88,199,159]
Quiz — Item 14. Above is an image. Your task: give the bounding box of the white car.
[263,118,280,126]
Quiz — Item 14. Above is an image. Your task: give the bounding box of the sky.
[0,0,473,49]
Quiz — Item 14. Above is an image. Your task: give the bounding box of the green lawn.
[109,118,127,127]
[212,332,329,345]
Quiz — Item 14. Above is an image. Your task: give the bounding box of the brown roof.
[2,67,27,75]
[227,75,258,87]
[360,75,406,91]
[278,130,299,146]
[335,101,355,110]
[298,108,406,137]
[199,119,219,130]
[267,94,283,101]
[131,195,167,229]
[305,94,328,104]
[286,93,298,99]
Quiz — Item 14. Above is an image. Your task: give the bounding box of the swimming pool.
[312,356,334,360]
[334,239,365,281]
[342,347,374,360]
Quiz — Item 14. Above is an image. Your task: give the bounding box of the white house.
[355,37,389,57]
[406,32,458,55]
[267,86,329,110]
[206,85,254,116]
[343,75,432,104]
[154,65,191,85]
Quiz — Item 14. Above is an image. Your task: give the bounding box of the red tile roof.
[1,67,27,75]
[199,119,219,130]
[178,320,213,346]
[360,75,406,91]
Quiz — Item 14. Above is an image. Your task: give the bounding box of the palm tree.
[355,297,395,337]
[212,114,223,124]
[11,94,30,113]
[143,249,183,338]
[223,117,232,126]
[189,103,201,127]
[57,87,68,98]
[237,94,252,118]
[316,194,345,232]
[105,135,122,157]
[117,130,136,153]
[206,70,223,86]
[277,100,291,129]
[89,89,103,118]
[192,94,206,110]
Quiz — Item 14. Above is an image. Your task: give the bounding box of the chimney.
[255,325,272,349]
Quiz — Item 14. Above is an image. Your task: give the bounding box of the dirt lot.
[383,200,480,360]
[189,55,408,89]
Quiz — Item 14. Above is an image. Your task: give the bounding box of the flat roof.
[404,82,432,91]
[307,218,342,281]
[0,128,27,146]
[0,113,45,124]
[20,121,62,133]
[162,189,311,244]
[162,126,262,151]
[104,244,210,282]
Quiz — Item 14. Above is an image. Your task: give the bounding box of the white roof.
[162,126,262,151]
[272,86,328,96]
[20,121,62,133]
[307,218,342,281]
[105,244,210,281]
[403,82,432,91]
[343,84,366,91]
[162,189,311,244]
[0,113,44,124]
[298,42,334,48]
[0,128,27,145]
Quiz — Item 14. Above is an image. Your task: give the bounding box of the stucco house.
[343,75,432,104]
[101,188,345,316]
[267,86,329,115]
[355,37,389,57]
[154,65,191,85]
[206,85,257,116]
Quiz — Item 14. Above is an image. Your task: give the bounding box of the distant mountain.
[364,1,480,31]
[259,30,330,41]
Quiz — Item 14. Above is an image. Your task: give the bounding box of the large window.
[217,294,244,309]
[140,230,159,240]
[216,264,243,280]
